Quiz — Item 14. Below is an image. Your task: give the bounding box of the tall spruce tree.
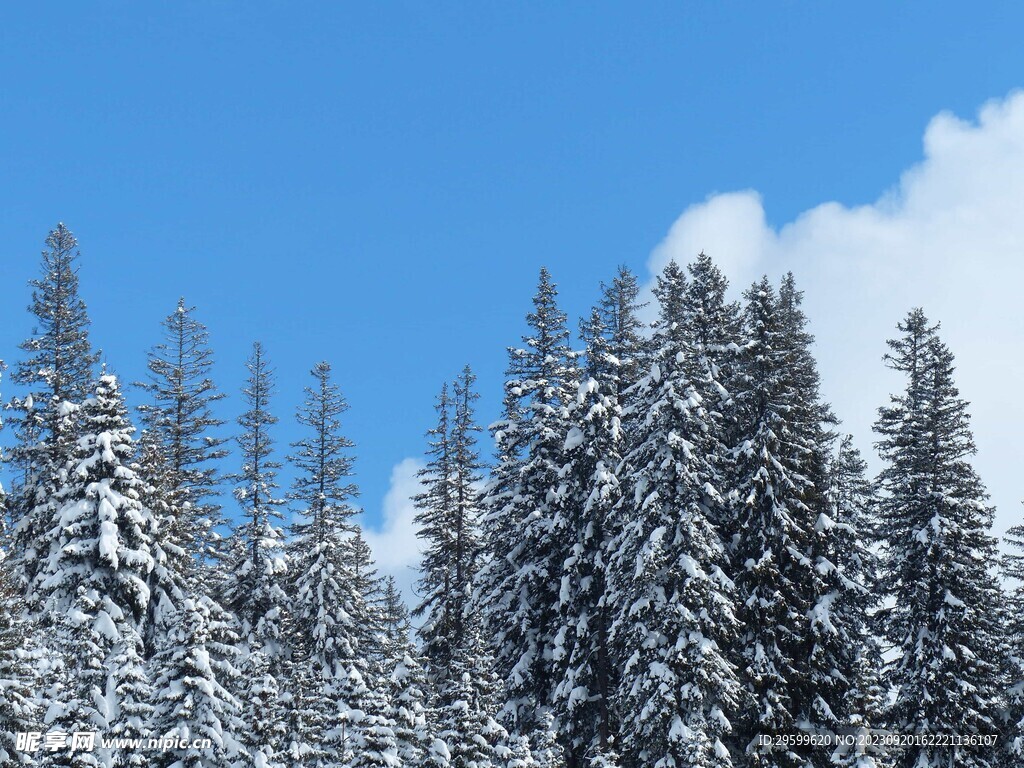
[149,596,246,768]
[33,375,157,750]
[137,298,229,564]
[286,361,366,767]
[874,309,1006,768]
[223,343,290,766]
[224,342,289,655]
[1003,506,1024,761]
[478,267,577,746]
[608,260,739,768]
[826,436,886,768]
[0,548,41,766]
[680,253,742,458]
[727,276,860,768]
[8,223,99,594]
[550,303,625,767]
[414,366,485,688]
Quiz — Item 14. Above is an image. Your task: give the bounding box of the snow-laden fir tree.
[26,374,160,765]
[224,342,289,655]
[1002,505,1024,761]
[727,275,861,768]
[221,342,290,765]
[8,223,100,594]
[385,596,449,768]
[47,587,111,768]
[549,301,625,767]
[286,361,367,766]
[826,436,886,768]
[477,267,577,745]
[874,309,1006,768]
[0,548,41,766]
[149,596,245,768]
[436,614,514,768]
[137,298,229,565]
[414,366,485,688]
[108,622,153,768]
[607,260,739,768]
[349,528,389,682]
[594,266,647,398]
[679,253,742,460]
[380,576,411,672]
[340,665,400,768]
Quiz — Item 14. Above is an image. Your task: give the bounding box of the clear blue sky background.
[1,3,1021,528]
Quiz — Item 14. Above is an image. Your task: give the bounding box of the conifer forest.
[2,222,1023,768]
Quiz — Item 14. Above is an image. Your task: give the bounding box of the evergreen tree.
[727,276,858,768]
[8,223,99,593]
[414,367,485,688]
[437,616,511,768]
[224,342,289,656]
[47,588,110,768]
[150,597,245,768]
[680,253,742,459]
[874,309,1006,768]
[380,576,412,672]
[1003,505,1024,762]
[32,375,155,625]
[550,303,624,766]
[594,266,647,397]
[478,267,578,737]
[608,261,739,768]
[109,623,154,768]
[0,549,41,766]
[286,361,364,766]
[826,436,886,768]
[137,298,229,564]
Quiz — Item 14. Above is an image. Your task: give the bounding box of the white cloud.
[646,90,1024,538]
[361,457,425,610]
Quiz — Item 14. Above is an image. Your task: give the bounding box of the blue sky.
[2,4,1023,591]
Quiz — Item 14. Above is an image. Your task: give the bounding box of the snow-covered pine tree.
[150,596,245,768]
[607,260,739,768]
[414,366,485,689]
[595,266,647,398]
[414,379,456,678]
[680,253,742,460]
[477,267,578,740]
[350,528,389,682]
[222,342,290,764]
[137,298,229,565]
[286,361,366,766]
[8,223,100,595]
[549,302,625,767]
[47,587,111,768]
[727,275,860,768]
[224,341,289,655]
[874,309,1006,768]
[826,436,885,768]
[108,622,153,768]
[0,548,41,766]
[1003,505,1024,761]
[437,615,513,768]
[33,374,155,622]
[342,665,400,768]
[380,576,411,672]
[25,374,160,764]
